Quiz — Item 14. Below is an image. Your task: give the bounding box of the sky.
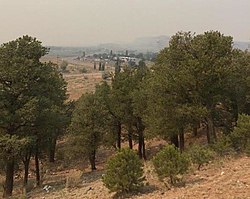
[0,0,250,46]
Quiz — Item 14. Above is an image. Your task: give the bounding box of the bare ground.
[20,154,249,199]
[41,55,113,100]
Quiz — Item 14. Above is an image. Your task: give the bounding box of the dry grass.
[65,170,83,189]
[40,55,114,101]
[1,141,250,199]
[63,73,109,100]
[29,155,250,199]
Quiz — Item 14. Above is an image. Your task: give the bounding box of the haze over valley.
[1,1,250,199]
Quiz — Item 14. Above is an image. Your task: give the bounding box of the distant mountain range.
[233,41,250,51]
[124,35,170,52]
[96,36,250,52]
[48,36,250,57]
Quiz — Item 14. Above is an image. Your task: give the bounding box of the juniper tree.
[103,148,145,193]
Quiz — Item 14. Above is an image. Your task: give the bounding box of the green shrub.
[152,145,190,185]
[245,140,250,156]
[80,67,87,73]
[210,135,233,156]
[60,60,68,71]
[188,144,214,170]
[102,148,145,193]
[230,114,250,152]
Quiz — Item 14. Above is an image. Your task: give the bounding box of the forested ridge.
[0,31,250,198]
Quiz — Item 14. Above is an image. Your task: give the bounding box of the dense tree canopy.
[0,35,67,197]
[142,31,248,148]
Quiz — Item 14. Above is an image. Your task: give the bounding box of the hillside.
[47,36,250,57]
[1,34,250,199]
[27,154,250,199]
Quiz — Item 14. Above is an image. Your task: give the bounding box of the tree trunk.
[193,123,198,137]
[232,99,238,124]
[23,157,30,197]
[206,122,211,144]
[23,160,29,186]
[116,121,121,149]
[142,135,146,160]
[89,150,96,171]
[179,128,185,152]
[3,159,15,198]
[138,131,143,159]
[170,134,179,148]
[207,114,216,143]
[128,124,133,149]
[35,149,40,186]
[23,150,31,187]
[212,122,217,141]
[137,118,146,160]
[49,133,57,163]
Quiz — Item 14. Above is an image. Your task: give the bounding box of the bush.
[102,148,145,193]
[210,135,233,156]
[188,144,214,170]
[152,145,190,185]
[230,114,250,152]
[245,140,250,156]
[80,67,87,73]
[60,60,68,71]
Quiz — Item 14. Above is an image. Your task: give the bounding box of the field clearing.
[63,73,110,100]
[41,55,113,100]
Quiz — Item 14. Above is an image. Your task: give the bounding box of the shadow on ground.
[80,169,105,184]
[112,184,158,199]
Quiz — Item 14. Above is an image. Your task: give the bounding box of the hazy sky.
[0,0,250,46]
